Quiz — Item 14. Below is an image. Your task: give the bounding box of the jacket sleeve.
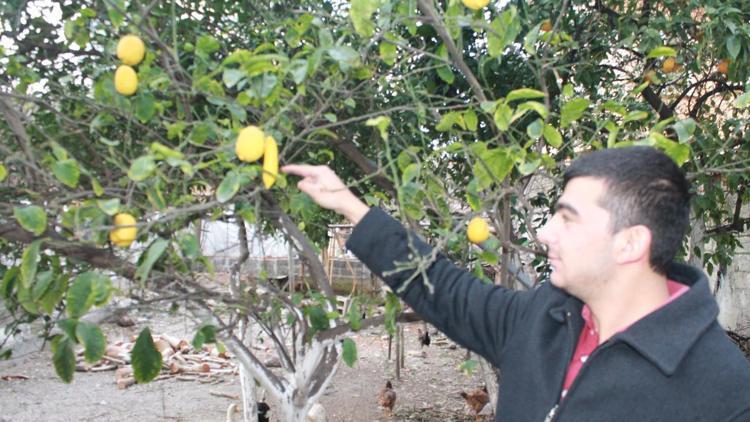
[345,207,534,366]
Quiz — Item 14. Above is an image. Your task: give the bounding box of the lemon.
[540,19,553,32]
[661,57,677,73]
[117,35,146,66]
[262,135,278,189]
[110,213,137,248]
[467,217,490,244]
[717,59,730,76]
[114,65,138,96]
[235,125,266,162]
[462,0,490,10]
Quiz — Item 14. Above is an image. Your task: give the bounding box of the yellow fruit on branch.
[117,34,146,66]
[262,136,278,189]
[540,19,553,32]
[661,57,677,73]
[462,0,490,11]
[467,216,490,244]
[235,125,266,162]
[114,65,138,96]
[109,213,137,248]
[717,59,730,75]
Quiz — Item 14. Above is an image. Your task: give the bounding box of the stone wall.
[718,231,750,334]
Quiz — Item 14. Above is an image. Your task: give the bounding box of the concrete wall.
[717,231,750,334]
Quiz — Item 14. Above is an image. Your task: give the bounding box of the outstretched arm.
[281,164,370,224]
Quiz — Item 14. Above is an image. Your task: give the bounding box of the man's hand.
[281,164,370,224]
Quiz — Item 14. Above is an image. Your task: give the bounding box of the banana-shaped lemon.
[262,135,278,189]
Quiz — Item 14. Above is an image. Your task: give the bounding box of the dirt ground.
[0,307,488,422]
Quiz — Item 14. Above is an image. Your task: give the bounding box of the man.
[282,146,750,421]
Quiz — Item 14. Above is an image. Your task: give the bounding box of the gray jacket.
[346,207,750,421]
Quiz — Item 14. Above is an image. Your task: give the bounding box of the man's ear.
[614,225,652,265]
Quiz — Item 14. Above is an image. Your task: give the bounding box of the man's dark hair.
[563,146,691,274]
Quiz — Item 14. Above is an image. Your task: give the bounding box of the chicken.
[378,380,397,417]
[257,402,270,422]
[460,386,489,417]
[417,327,430,348]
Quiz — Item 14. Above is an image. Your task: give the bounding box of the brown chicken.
[378,380,397,416]
[460,385,489,417]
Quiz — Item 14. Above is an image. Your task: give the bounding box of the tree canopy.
[1,0,749,418]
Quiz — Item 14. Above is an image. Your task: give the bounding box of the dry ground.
[0,308,489,422]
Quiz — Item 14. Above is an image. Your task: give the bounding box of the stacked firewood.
[74,333,238,389]
[727,330,750,360]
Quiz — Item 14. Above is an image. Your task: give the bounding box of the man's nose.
[537,219,554,246]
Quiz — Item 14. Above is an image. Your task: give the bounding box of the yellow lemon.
[467,217,490,244]
[462,0,490,10]
[235,125,266,162]
[262,135,278,189]
[114,65,138,96]
[661,57,677,73]
[540,19,553,32]
[110,213,137,248]
[117,34,146,66]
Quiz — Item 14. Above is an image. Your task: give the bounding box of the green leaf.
[52,335,75,383]
[543,124,563,148]
[342,338,357,367]
[192,325,217,349]
[560,98,590,128]
[487,7,521,57]
[52,159,80,188]
[91,273,112,306]
[494,102,513,131]
[67,272,97,318]
[517,101,548,119]
[350,0,380,37]
[379,40,397,65]
[216,170,241,203]
[96,199,121,216]
[526,119,543,140]
[458,359,478,377]
[0,164,7,182]
[222,68,245,88]
[128,156,156,182]
[14,205,47,236]
[436,65,455,84]
[463,109,478,131]
[623,111,649,122]
[39,274,67,314]
[288,59,308,84]
[32,270,54,301]
[20,239,42,289]
[196,35,220,57]
[383,292,401,336]
[673,118,696,143]
[473,148,514,190]
[365,116,391,141]
[306,306,330,335]
[76,322,106,363]
[58,318,78,339]
[436,111,463,132]
[506,88,546,102]
[646,46,677,58]
[178,233,200,260]
[734,91,750,109]
[727,36,741,60]
[328,46,359,69]
[131,328,163,383]
[347,300,362,331]
[135,93,156,123]
[650,133,691,166]
[136,238,169,283]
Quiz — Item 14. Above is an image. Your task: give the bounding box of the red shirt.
[560,280,689,399]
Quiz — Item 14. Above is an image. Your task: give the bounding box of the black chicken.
[417,327,431,348]
[258,402,270,422]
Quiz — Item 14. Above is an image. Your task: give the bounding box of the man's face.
[538,177,617,298]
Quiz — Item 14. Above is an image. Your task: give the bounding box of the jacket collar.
[547,263,718,376]
[610,263,717,376]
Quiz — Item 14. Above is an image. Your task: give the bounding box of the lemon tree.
[1,0,749,420]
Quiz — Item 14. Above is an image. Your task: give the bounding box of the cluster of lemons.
[235,125,279,189]
[109,35,146,246]
[114,34,146,96]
